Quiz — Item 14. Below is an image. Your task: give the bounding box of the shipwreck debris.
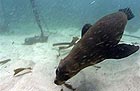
[24,0,48,45]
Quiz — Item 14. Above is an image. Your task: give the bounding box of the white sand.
[0,28,140,91]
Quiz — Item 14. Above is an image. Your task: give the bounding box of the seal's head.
[54,58,81,85]
[54,67,71,85]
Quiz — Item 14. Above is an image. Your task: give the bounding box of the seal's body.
[54,8,139,85]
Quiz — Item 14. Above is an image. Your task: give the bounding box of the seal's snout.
[54,79,59,85]
[54,78,64,85]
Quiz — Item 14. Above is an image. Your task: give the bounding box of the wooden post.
[30,0,44,37]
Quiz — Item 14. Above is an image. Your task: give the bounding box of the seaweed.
[53,37,79,57]
[14,67,32,76]
[24,0,48,45]
[53,37,79,50]
[53,42,71,46]
[0,59,11,65]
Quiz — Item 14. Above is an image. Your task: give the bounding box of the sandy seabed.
[0,28,140,91]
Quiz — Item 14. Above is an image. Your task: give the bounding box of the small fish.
[54,8,139,85]
[90,1,96,5]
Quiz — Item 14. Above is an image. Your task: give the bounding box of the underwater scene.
[0,0,140,91]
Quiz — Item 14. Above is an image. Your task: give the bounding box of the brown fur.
[55,12,128,85]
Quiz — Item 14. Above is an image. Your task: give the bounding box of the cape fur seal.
[54,8,139,85]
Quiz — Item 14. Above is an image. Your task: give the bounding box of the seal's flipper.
[81,24,92,37]
[105,44,139,59]
[119,7,134,20]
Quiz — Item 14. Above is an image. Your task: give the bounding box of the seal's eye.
[56,68,60,75]
[56,68,67,75]
[63,75,70,80]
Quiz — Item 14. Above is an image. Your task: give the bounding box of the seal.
[54,8,139,85]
